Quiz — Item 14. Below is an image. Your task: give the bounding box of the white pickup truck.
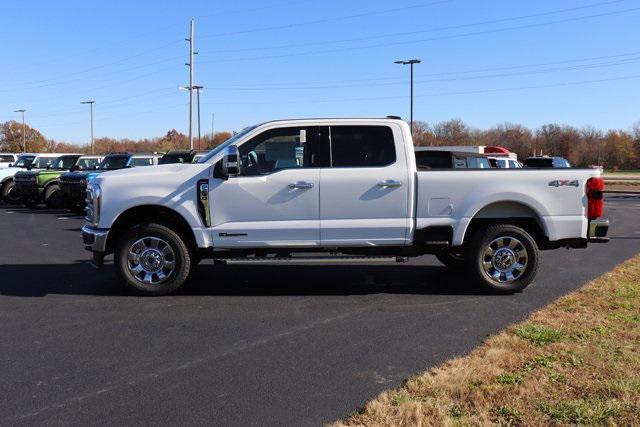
[82,118,609,295]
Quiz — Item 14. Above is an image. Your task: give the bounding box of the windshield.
[49,156,80,170]
[159,153,191,165]
[13,155,35,168]
[99,155,129,170]
[198,125,259,163]
[75,157,101,170]
[33,157,56,168]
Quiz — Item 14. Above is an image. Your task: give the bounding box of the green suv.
[14,155,101,208]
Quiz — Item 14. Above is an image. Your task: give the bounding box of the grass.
[334,255,640,426]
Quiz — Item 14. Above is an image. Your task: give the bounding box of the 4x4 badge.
[549,180,579,187]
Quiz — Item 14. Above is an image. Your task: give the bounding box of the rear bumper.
[588,218,609,243]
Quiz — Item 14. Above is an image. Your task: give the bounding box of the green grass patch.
[513,324,563,345]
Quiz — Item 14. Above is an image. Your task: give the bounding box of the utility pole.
[193,85,203,150]
[185,18,195,150]
[80,100,95,154]
[394,59,421,134]
[13,109,26,152]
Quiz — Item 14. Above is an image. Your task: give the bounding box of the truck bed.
[415,168,601,246]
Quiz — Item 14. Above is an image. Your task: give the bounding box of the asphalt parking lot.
[1,195,639,426]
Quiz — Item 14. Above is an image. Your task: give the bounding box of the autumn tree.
[0,120,48,152]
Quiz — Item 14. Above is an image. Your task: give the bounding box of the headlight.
[86,183,101,227]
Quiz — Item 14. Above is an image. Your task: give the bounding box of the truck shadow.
[0,262,484,297]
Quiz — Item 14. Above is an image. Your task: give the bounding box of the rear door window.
[0,155,14,162]
[330,126,395,167]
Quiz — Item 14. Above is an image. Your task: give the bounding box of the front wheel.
[44,184,63,209]
[467,224,539,294]
[1,181,20,204]
[115,223,192,295]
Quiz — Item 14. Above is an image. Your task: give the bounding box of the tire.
[116,223,192,296]
[44,184,63,209]
[466,224,539,294]
[435,249,466,269]
[1,181,20,204]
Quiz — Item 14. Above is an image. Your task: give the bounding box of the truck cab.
[81,118,608,296]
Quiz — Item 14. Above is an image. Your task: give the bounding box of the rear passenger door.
[320,124,411,246]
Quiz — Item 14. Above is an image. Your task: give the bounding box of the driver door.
[209,126,328,248]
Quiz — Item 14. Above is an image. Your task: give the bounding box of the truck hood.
[94,163,211,190]
[0,167,28,181]
[98,163,209,180]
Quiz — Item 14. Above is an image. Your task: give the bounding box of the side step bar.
[215,255,409,265]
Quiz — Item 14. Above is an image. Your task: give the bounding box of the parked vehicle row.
[0,150,205,209]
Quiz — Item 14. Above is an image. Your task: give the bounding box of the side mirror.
[222,146,241,177]
[8,163,12,167]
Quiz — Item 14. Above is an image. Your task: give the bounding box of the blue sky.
[1,0,639,144]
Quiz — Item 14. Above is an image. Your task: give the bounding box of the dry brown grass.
[335,255,640,426]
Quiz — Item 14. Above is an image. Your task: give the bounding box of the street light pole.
[13,109,26,152]
[394,59,421,134]
[192,85,204,150]
[80,100,95,154]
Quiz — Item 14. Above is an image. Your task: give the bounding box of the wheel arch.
[105,204,198,255]
[457,201,549,248]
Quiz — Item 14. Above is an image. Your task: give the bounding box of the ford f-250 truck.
[81,118,609,295]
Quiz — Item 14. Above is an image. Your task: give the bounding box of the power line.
[199,0,453,39]
[203,56,640,91]
[200,73,640,105]
[198,0,629,55]
[198,6,640,65]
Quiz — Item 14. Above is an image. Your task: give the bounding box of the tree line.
[412,120,640,170]
[0,120,232,156]
[1,119,639,169]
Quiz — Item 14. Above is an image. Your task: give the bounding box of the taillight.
[586,177,604,219]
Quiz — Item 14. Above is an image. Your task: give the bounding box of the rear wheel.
[467,224,539,294]
[116,223,192,296]
[44,184,63,209]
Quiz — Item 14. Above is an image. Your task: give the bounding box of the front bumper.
[588,218,609,243]
[60,182,87,206]
[14,182,42,200]
[82,224,109,253]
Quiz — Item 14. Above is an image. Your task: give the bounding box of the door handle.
[377,180,402,188]
[288,181,314,190]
